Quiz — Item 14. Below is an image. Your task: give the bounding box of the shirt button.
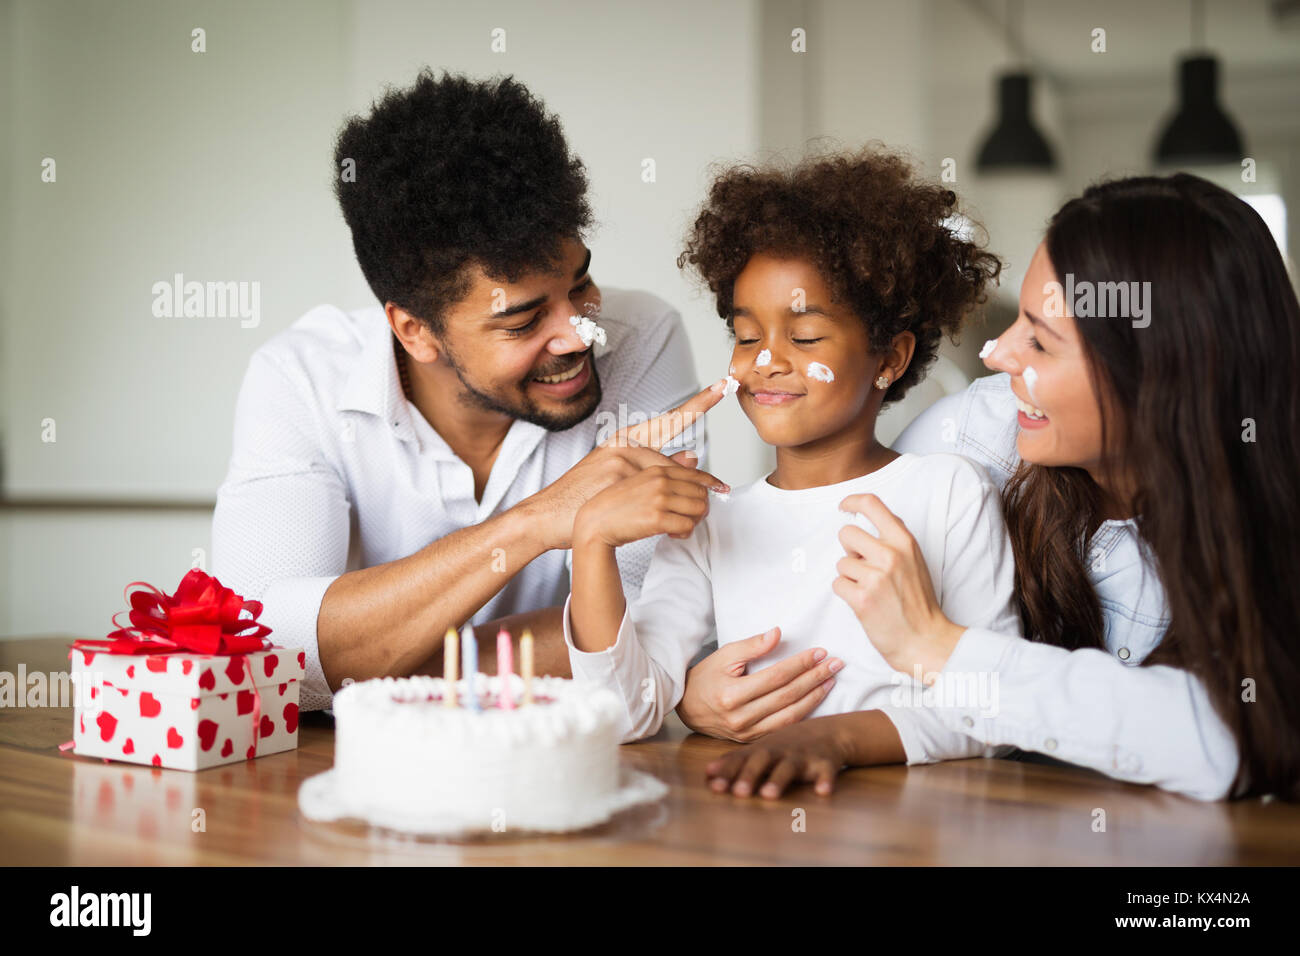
[1044,738,1058,752]
[962,716,974,728]
[1118,647,1131,660]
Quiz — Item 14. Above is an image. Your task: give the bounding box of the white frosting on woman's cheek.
[1023,365,1041,404]
[722,375,740,397]
[755,349,771,367]
[806,362,835,383]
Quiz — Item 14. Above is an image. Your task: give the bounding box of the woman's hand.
[832,493,966,679]
[675,628,843,742]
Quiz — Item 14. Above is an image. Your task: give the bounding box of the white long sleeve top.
[565,452,1022,764]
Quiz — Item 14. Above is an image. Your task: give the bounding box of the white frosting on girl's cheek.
[806,362,835,383]
[1023,365,1041,404]
[979,339,998,360]
[722,375,740,397]
[755,349,772,367]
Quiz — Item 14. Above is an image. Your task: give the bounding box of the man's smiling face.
[434,236,604,431]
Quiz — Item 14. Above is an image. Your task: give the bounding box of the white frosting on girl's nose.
[979,339,998,360]
[755,349,772,367]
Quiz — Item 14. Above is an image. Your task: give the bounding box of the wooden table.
[3,637,1298,865]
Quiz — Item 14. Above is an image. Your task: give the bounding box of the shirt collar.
[335,311,417,443]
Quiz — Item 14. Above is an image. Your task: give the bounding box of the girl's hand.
[675,628,843,742]
[573,462,724,549]
[526,380,728,551]
[832,493,966,678]
[704,717,852,798]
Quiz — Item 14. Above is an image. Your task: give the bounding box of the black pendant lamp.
[976,72,1057,172]
[1154,0,1245,165]
[974,0,1057,173]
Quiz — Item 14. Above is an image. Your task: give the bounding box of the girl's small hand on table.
[704,718,851,799]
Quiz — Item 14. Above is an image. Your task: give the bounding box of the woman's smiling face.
[983,242,1110,473]
[729,253,898,448]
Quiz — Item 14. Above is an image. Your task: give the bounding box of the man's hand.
[675,627,843,742]
[521,380,729,551]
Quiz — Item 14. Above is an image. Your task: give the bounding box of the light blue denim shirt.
[891,373,1240,800]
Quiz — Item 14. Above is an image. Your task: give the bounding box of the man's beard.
[442,345,602,432]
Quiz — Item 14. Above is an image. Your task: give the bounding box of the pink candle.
[497,628,514,710]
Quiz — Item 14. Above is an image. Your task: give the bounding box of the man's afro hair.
[334,70,593,332]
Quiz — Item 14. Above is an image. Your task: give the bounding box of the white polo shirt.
[211,288,706,711]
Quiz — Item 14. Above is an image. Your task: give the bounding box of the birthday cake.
[297,673,667,836]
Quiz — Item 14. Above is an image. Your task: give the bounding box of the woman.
[680,173,1300,801]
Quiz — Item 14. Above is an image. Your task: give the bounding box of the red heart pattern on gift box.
[72,645,304,771]
[197,719,218,752]
[97,711,117,742]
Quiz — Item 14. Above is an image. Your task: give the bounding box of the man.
[211,70,719,710]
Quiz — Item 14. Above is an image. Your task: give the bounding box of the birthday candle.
[520,628,535,705]
[443,627,459,707]
[461,624,479,711]
[497,628,514,710]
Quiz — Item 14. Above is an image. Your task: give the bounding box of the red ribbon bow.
[74,569,272,657]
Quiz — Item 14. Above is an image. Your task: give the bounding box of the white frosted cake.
[298,674,666,835]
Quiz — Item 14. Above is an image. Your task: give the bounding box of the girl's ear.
[881,330,916,383]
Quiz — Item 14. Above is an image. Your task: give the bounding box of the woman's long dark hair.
[1003,173,1300,799]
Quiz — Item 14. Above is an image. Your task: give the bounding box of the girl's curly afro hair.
[334,70,592,333]
[677,145,1002,403]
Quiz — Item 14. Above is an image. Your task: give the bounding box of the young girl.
[563,148,1016,760]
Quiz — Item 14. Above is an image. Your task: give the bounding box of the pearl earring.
[874,375,890,390]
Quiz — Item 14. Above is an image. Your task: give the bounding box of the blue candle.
[460,624,479,711]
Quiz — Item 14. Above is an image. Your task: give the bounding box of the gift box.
[69,569,304,771]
